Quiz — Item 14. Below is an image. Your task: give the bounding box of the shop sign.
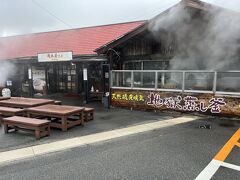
[38,51,72,62]
[147,93,226,113]
[112,93,145,102]
[111,91,227,114]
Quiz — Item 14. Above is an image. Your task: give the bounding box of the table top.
[26,104,84,116]
[0,97,54,108]
[0,106,25,113]
[3,116,49,126]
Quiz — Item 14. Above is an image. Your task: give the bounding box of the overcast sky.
[0,0,239,37]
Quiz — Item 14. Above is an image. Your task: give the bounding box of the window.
[185,72,214,91]
[124,62,141,70]
[143,61,169,70]
[217,72,240,92]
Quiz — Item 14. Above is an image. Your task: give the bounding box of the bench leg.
[61,116,67,132]
[3,124,9,134]
[80,112,84,125]
[90,112,94,120]
[47,125,50,136]
[35,128,40,140]
[84,111,94,121]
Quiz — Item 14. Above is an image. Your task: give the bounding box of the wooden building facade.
[96,0,240,117]
[0,21,144,100]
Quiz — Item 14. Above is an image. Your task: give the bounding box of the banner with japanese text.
[111,89,240,117]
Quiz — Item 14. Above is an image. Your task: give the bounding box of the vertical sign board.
[83,68,88,103]
[83,68,88,81]
[28,68,32,79]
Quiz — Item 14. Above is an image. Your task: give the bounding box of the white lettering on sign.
[147,93,226,113]
[38,52,72,62]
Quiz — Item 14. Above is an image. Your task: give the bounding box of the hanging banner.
[38,51,73,62]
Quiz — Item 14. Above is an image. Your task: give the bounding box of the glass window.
[143,61,169,70]
[217,72,240,92]
[124,62,141,70]
[185,72,214,91]
[158,72,182,89]
[112,72,131,87]
[133,72,155,88]
[71,76,76,82]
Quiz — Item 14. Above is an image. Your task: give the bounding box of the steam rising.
[148,2,240,71]
[0,62,16,87]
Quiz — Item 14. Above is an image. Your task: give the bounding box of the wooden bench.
[0,107,25,125]
[2,116,50,140]
[83,108,94,121]
[0,106,25,117]
[54,101,62,105]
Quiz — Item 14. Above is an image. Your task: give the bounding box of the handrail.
[111,70,240,95]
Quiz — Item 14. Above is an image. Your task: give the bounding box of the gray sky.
[0,0,239,37]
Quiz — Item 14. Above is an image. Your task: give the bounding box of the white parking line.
[195,160,221,180]
[195,159,240,180]
[195,128,240,180]
[218,160,240,171]
[0,116,198,165]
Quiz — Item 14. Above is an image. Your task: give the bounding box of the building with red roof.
[0,21,145,97]
[0,21,145,61]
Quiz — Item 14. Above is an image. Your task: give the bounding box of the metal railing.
[111,70,240,95]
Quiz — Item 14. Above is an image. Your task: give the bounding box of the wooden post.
[61,116,67,132]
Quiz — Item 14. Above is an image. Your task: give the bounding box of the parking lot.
[0,111,239,179]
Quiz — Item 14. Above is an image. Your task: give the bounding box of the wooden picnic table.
[0,97,54,108]
[26,104,84,131]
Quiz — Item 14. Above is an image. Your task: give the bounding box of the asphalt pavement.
[0,104,179,152]
[0,118,239,180]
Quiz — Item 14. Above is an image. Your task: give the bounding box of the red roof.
[0,21,145,60]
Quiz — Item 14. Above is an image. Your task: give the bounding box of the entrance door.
[56,64,77,93]
[47,63,77,94]
[46,64,57,93]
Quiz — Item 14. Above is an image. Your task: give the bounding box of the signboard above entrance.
[38,51,73,62]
